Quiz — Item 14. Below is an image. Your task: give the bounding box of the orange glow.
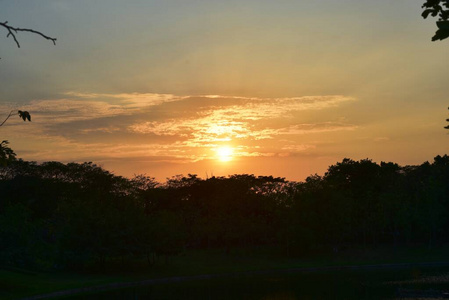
[216,146,233,162]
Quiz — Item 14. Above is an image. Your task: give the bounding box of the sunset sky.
[1,0,448,182]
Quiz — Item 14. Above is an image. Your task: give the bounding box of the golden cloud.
[1,93,357,163]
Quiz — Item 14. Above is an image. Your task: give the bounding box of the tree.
[0,140,16,166]
[422,0,449,41]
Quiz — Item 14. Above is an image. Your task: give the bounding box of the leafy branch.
[422,0,449,41]
[0,21,56,48]
[0,111,30,166]
[0,110,31,127]
[0,140,16,166]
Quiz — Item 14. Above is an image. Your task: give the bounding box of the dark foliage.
[0,140,16,166]
[422,0,449,41]
[1,155,449,270]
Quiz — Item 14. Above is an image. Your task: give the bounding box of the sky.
[1,0,448,182]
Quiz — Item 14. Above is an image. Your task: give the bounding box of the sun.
[216,146,233,162]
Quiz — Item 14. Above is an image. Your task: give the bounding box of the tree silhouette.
[422,0,449,41]
[0,140,16,166]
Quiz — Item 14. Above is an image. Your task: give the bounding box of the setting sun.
[216,146,234,162]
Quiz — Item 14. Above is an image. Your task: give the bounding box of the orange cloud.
[1,93,357,164]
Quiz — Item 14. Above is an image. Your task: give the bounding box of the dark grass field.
[3,245,449,299]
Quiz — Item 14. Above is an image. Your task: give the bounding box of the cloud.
[374,137,389,142]
[128,95,355,144]
[1,92,357,163]
[280,123,358,135]
[64,92,186,108]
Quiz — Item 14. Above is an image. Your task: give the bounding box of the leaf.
[440,10,449,20]
[422,9,435,18]
[423,0,441,8]
[17,110,31,122]
[18,110,25,121]
[437,20,449,28]
[431,28,449,40]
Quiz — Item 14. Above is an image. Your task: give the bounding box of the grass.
[2,245,449,299]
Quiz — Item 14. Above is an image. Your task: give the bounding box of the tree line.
[0,154,449,270]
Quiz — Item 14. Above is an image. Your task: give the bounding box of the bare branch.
[0,20,57,49]
[0,111,17,127]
